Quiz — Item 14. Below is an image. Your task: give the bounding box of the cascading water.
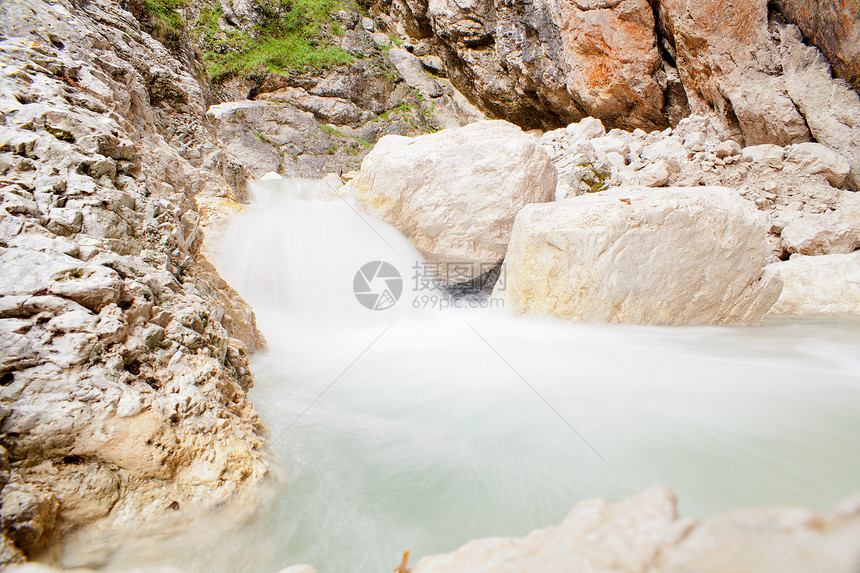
[217,177,427,326]
[113,178,860,572]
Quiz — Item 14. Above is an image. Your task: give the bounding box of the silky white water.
[117,178,860,572]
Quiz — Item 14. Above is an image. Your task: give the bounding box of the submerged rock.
[494,186,783,326]
[351,120,556,283]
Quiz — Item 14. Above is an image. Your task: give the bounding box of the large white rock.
[412,488,860,573]
[785,142,852,188]
[352,120,557,282]
[494,187,783,326]
[412,488,684,573]
[767,252,860,316]
[781,213,860,255]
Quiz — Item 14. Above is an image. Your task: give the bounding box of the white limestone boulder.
[781,212,860,256]
[412,488,683,573]
[352,120,557,282]
[494,186,783,326]
[412,488,860,573]
[767,252,860,316]
[785,142,852,188]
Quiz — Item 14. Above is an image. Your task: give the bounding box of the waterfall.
[113,177,860,573]
[218,177,432,328]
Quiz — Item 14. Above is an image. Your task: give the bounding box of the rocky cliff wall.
[372,0,860,145]
[0,0,269,565]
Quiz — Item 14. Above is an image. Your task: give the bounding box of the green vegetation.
[253,131,278,147]
[582,170,610,193]
[344,140,368,154]
[194,3,222,42]
[144,0,187,45]
[374,96,435,131]
[198,0,355,81]
[321,124,345,137]
[320,124,371,151]
[45,125,74,143]
[377,102,411,121]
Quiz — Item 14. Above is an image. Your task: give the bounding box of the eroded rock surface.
[772,0,860,92]
[375,0,675,130]
[0,0,268,565]
[540,116,860,262]
[373,0,860,167]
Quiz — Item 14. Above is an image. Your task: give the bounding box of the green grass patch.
[194,3,222,44]
[377,102,411,121]
[144,0,187,43]
[320,124,371,152]
[201,0,356,80]
[321,124,345,137]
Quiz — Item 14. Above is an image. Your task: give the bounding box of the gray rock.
[257,87,371,126]
[388,48,443,99]
[0,0,270,560]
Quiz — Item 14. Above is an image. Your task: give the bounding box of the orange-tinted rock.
[657,0,812,146]
[495,0,669,130]
[772,0,860,92]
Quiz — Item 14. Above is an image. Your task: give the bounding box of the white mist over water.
[181,178,860,573]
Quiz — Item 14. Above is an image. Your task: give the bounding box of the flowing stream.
[140,178,860,572]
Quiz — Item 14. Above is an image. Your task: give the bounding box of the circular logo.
[353,261,403,311]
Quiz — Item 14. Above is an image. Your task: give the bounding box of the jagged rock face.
[772,0,860,93]
[196,20,486,197]
[495,0,668,130]
[378,0,859,149]
[0,0,268,564]
[657,0,813,146]
[388,0,676,130]
[653,0,860,185]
